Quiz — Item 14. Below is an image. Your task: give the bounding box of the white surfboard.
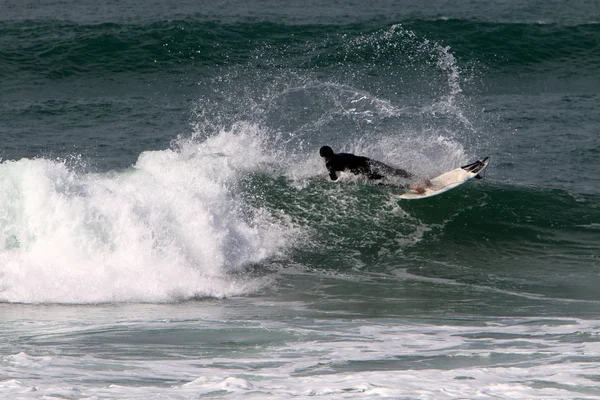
[396,157,489,200]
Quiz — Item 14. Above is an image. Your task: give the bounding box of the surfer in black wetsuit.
[319,145,428,193]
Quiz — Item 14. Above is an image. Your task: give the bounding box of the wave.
[264,174,600,270]
[2,14,597,305]
[254,167,600,301]
[0,130,298,304]
[403,19,600,72]
[1,19,597,82]
[1,120,598,304]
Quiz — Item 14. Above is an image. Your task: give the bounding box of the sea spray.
[188,23,480,178]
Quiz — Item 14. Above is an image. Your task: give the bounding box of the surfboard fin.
[461,157,489,174]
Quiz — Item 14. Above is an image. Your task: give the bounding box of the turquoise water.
[1,1,599,398]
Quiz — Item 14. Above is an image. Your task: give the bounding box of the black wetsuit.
[324,152,414,183]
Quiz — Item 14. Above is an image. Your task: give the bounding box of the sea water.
[1,0,599,398]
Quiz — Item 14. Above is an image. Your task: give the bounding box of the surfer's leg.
[369,160,415,180]
[410,177,432,194]
[392,167,414,179]
[410,185,426,194]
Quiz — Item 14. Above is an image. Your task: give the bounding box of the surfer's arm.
[326,162,338,180]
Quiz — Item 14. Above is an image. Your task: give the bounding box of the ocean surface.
[1,0,599,398]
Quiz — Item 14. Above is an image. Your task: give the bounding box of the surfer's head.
[319,146,334,158]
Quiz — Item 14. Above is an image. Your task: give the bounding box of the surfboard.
[396,157,489,200]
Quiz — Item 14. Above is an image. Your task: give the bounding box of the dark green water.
[1,1,599,398]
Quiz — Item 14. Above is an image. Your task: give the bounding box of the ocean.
[1,0,599,398]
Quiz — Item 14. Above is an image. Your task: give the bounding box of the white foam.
[2,316,599,399]
[3,352,52,368]
[0,127,297,304]
[170,317,600,399]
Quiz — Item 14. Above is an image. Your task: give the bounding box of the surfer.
[319,145,428,193]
